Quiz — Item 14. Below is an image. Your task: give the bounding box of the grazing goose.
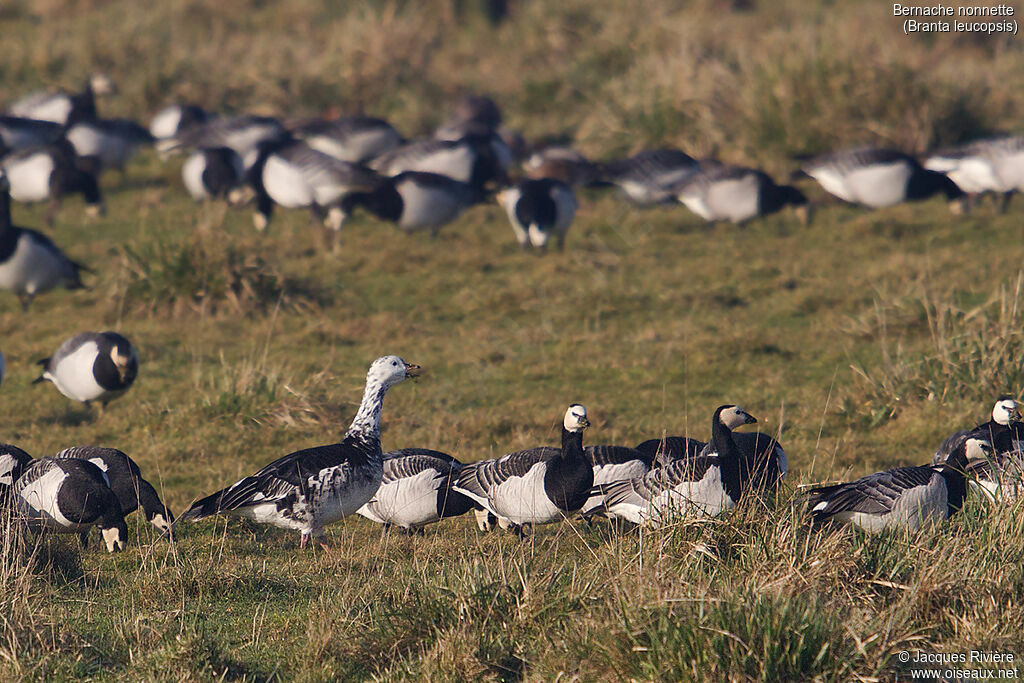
[34,332,138,409]
[579,445,654,522]
[807,437,991,533]
[181,147,244,201]
[341,171,477,236]
[496,178,577,251]
[452,404,592,536]
[13,457,128,552]
[672,165,810,225]
[0,171,87,309]
[356,448,477,533]
[0,116,64,151]
[66,118,154,174]
[156,115,285,166]
[1,139,104,221]
[370,135,511,191]
[7,74,114,126]
[55,446,173,533]
[248,137,384,232]
[149,104,210,141]
[0,443,34,505]
[797,147,963,209]
[597,405,757,525]
[291,116,403,164]
[925,136,1024,213]
[178,355,420,548]
[697,430,788,494]
[523,146,599,186]
[595,148,703,205]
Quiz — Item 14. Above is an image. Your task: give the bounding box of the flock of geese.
[0,354,1021,553]
[0,76,1023,308]
[1,76,1023,553]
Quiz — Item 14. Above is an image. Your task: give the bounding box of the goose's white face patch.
[993,399,1019,425]
[88,457,109,472]
[0,453,19,485]
[720,405,755,430]
[150,513,171,532]
[102,526,125,553]
[564,404,589,432]
[367,355,416,388]
[964,437,994,462]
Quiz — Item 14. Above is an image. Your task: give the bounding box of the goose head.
[101,521,128,553]
[563,404,590,432]
[104,333,139,386]
[716,405,757,430]
[992,398,1020,426]
[367,355,420,389]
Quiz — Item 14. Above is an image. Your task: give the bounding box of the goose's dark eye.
[392,361,397,366]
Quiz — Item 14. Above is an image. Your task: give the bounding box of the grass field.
[2,0,1024,680]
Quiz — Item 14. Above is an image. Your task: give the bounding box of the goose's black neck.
[710,411,744,502]
[543,426,593,512]
[938,449,969,516]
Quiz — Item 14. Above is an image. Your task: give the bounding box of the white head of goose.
[35,332,138,409]
[178,355,420,549]
[0,171,87,310]
[0,442,34,507]
[13,457,128,552]
[596,405,756,526]
[451,403,592,537]
[808,436,991,534]
[932,397,1023,465]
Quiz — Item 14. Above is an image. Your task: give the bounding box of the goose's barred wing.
[276,143,382,190]
[600,454,719,506]
[382,448,461,483]
[370,139,457,171]
[585,445,652,467]
[635,436,707,463]
[803,148,914,171]
[807,465,938,516]
[454,447,558,499]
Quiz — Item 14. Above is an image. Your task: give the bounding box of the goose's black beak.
[744,413,758,425]
[404,363,421,378]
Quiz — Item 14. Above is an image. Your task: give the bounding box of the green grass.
[2,0,1024,680]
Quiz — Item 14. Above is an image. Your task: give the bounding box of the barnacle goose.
[178,356,420,549]
[0,443,33,505]
[496,178,577,251]
[579,444,654,522]
[595,148,703,206]
[1,139,104,221]
[341,171,478,236]
[932,398,1024,501]
[34,332,138,408]
[356,448,477,533]
[7,74,114,126]
[672,165,810,225]
[181,147,244,201]
[0,116,63,151]
[248,136,384,233]
[55,446,174,533]
[149,104,210,141]
[634,435,706,467]
[291,116,403,164]
[66,118,154,174]
[0,171,87,309]
[597,406,757,525]
[807,436,991,533]
[636,422,787,483]
[13,457,128,552]
[156,115,285,165]
[370,135,511,192]
[452,404,593,536]
[523,146,599,186]
[925,136,1024,213]
[797,147,963,209]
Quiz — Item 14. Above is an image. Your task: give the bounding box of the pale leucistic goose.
[340,171,477,236]
[356,448,477,533]
[0,171,87,310]
[7,74,114,126]
[595,148,703,205]
[13,457,128,552]
[579,445,654,522]
[149,104,210,141]
[66,118,154,174]
[1,139,104,220]
[797,147,963,209]
[807,437,991,533]
[179,356,420,549]
[55,446,174,533]
[34,332,138,408]
[291,116,403,164]
[925,136,1024,213]
[496,178,577,251]
[596,405,757,525]
[370,135,512,192]
[452,404,593,536]
[932,398,1024,502]
[181,147,244,200]
[672,165,810,225]
[0,443,34,505]
[0,116,63,151]
[248,137,384,233]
